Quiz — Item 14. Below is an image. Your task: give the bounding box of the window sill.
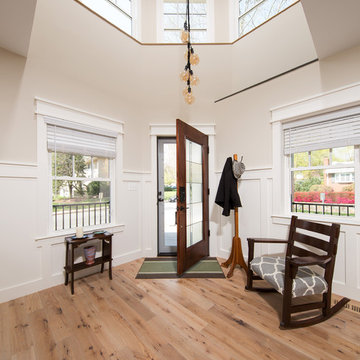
[35,223,125,242]
[272,213,360,227]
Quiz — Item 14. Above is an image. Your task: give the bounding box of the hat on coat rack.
[232,156,245,179]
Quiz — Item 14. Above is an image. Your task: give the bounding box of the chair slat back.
[292,246,320,258]
[293,232,330,252]
[296,218,332,236]
[286,216,340,260]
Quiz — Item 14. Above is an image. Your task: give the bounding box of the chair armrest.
[247,238,288,267]
[247,238,288,244]
[289,255,332,267]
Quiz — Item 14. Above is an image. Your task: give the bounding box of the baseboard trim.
[0,249,144,304]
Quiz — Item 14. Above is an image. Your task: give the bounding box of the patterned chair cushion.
[250,256,328,298]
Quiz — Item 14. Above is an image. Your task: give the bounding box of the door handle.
[179,187,186,203]
[176,206,190,211]
[157,191,164,203]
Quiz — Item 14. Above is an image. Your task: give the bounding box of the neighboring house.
[325,168,355,192]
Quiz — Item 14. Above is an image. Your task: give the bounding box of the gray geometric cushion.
[250,256,328,298]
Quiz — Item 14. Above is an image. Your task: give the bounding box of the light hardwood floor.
[1,258,359,360]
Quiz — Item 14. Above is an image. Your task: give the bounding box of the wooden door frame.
[149,124,216,259]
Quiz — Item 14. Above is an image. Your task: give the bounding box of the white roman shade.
[283,106,360,154]
[46,117,117,158]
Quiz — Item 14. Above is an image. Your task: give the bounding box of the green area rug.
[135,257,225,279]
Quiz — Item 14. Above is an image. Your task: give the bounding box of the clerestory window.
[163,0,207,43]
[238,0,297,37]
[77,0,133,35]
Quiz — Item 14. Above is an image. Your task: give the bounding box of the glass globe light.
[180,70,192,82]
[181,30,189,43]
[185,92,195,104]
[179,70,189,82]
[191,76,199,86]
[190,53,200,65]
[182,87,191,97]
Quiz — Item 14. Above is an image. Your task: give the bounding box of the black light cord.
[186,0,191,93]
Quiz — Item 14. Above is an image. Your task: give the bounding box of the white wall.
[213,47,360,301]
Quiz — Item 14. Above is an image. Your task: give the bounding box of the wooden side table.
[64,231,113,294]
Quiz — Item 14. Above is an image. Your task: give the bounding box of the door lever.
[158,191,164,203]
[177,206,185,211]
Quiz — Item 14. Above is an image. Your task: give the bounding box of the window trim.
[35,97,124,238]
[271,82,360,226]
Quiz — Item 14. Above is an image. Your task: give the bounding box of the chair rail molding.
[0,161,38,179]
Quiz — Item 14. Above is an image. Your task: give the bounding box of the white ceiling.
[301,0,360,59]
[0,0,37,57]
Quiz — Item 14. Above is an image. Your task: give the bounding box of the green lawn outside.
[53,198,110,212]
[164,190,176,201]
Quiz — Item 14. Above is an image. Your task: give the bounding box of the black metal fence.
[292,202,355,217]
[53,201,111,230]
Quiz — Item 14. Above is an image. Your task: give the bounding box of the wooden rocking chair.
[246,215,350,329]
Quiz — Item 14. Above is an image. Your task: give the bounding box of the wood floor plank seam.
[1,258,359,360]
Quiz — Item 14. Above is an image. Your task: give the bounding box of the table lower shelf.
[65,255,111,273]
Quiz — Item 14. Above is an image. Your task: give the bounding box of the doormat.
[135,257,225,279]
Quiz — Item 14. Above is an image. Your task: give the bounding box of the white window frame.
[35,98,124,238]
[76,0,138,37]
[159,0,212,43]
[271,82,360,225]
[287,147,358,218]
[50,152,114,231]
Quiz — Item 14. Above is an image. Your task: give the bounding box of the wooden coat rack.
[221,154,248,278]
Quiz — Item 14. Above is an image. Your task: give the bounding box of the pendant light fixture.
[179,0,200,104]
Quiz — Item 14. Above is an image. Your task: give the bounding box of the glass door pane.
[185,139,203,247]
[158,138,177,254]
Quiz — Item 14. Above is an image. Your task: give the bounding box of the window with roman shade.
[283,106,360,218]
[46,117,117,231]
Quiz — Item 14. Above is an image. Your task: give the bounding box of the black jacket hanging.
[215,157,242,216]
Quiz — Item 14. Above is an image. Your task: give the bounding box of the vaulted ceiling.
[1,0,360,67]
[0,0,37,57]
[301,0,360,59]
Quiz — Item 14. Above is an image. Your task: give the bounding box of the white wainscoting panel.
[333,231,346,286]
[0,175,41,292]
[215,168,273,261]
